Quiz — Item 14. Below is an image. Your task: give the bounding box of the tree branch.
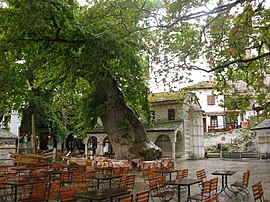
[159,0,245,29]
[208,52,270,73]
[7,37,85,44]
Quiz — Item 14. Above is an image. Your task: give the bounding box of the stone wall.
[0,138,16,166]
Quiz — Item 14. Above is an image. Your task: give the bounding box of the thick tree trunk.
[92,74,161,160]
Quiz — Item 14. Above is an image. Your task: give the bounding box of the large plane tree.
[0,0,269,159]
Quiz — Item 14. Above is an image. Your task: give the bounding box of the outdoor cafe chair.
[142,170,157,190]
[176,169,188,180]
[251,181,270,202]
[116,193,134,202]
[118,175,128,190]
[48,180,61,201]
[210,177,218,195]
[125,174,136,192]
[149,176,175,202]
[230,169,250,200]
[58,184,89,202]
[188,180,211,202]
[196,169,207,189]
[135,189,150,202]
[19,180,50,202]
[174,169,189,195]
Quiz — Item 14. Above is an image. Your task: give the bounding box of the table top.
[11,167,41,171]
[95,167,114,170]
[88,174,121,180]
[1,179,50,186]
[212,170,237,175]
[166,178,202,186]
[73,188,130,200]
[153,169,177,173]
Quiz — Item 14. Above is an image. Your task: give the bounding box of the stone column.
[171,137,176,159]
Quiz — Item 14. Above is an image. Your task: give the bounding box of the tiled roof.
[184,80,217,90]
[145,121,182,131]
[0,129,17,138]
[148,91,185,102]
[252,119,270,130]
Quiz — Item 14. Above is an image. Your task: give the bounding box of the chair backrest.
[149,177,158,191]
[210,177,218,194]
[117,193,133,202]
[30,181,50,201]
[157,175,167,188]
[113,166,121,175]
[118,175,127,190]
[126,174,136,191]
[135,190,150,202]
[121,166,129,175]
[167,161,174,169]
[49,181,61,200]
[59,187,76,202]
[196,169,206,180]
[59,184,88,202]
[242,170,250,187]
[201,180,211,197]
[176,169,188,180]
[204,194,219,202]
[252,181,264,202]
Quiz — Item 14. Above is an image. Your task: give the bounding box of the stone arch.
[102,136,113,156]
[175,129,185,159]
[87,136,98,155]
[155,134,172,157]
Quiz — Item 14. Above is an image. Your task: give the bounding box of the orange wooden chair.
[188,180,211,201]
[210,177,218,195]
[19,181,50,202]
[118,175,128,190]
[48,181,61,201]
[252,181,270,202]
[149,176,175,202]
[121,166,129,175]
[126,174,136,192]
[116,193,133,202]
[176,169,188,180]
[196,169,207,189]
[59,184,88,202]
[196,169,207,181]
[135,189,150,202]
[231,169,250,199]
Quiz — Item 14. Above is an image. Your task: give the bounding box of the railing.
[208,126,227,132]
[222,151,260,159]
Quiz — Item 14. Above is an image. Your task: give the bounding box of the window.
[211,116,218,127]
[207,95,215,105]
[168,109,175,120]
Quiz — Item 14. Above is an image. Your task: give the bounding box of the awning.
[205,112,225,116]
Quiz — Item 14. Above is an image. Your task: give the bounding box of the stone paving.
[132,158,270,202]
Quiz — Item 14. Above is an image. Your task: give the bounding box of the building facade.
[85,92,205,160]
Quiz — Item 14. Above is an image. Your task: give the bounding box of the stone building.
[0,129,17,166]
[85,92,205,160]
[252,119,270,157]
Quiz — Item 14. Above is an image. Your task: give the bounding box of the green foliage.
[0,0,155,141]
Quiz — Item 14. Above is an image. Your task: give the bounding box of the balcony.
[208,126,227,132]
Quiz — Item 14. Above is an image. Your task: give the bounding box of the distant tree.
[146,0,270,116]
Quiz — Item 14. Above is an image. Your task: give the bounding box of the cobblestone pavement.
[133,158,270,202]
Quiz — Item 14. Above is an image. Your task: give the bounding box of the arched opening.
[175,130,185,158]
[155,134,172,157]
[103,136,114,157]
[88,136,98,155]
